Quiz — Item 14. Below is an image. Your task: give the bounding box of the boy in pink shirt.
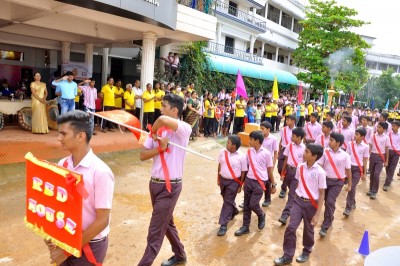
[315,121,333,148]
[274,144,326,265]
[278,127,306,225]
[367,122,390,199]
[383,121,400,191]
[338,116,355,150]
[235,131,277,236]
[359,116,373,145]
[344,128,369,216]
[304,112,322,144]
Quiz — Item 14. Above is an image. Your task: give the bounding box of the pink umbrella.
[297,83,303,103]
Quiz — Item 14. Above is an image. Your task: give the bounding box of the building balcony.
[214,1,267,32]
[203,41,263,65]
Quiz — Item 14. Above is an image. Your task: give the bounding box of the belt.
[90,236,107,243]
[221,176,238,181]
[297,196,310,202]
[62,98,74,100]
[287,165,296,170]
[151,177,182,184]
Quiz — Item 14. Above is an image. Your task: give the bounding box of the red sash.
[338,128,348,149]
[351,141,363,176]
[224,151,243,186]
[389,132,400,156]
[321,135,325,147]
[289,143,299,166]
[247,150,266,191]
[306,122,314,140]
[325,149,344,180]
[373,134,385,161]
[300,165,318,209]
[283,127,289,146]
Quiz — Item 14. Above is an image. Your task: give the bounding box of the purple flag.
[235,70,248,98]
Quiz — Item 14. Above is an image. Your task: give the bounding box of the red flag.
[394,100,399,110]
[96,110,141,140]
[349,92,354,105]
[297,83,303,103]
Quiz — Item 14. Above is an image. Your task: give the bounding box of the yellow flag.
[272,75,279,100]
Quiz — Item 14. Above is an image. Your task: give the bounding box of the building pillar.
[275,46,280,61]
[216,22,222,45]
[279,10,282,25]
[250,36,256,54]
[261,41,265,57]
[49,50,58,69]
[102,48,109,85]
[140,32,157,124]
[287,52,291,65]
[265,2,269,19]
[61,41,70,64]
[85,43,94,77]
[291,17,294,31]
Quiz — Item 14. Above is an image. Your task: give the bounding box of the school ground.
[0,125,399,266]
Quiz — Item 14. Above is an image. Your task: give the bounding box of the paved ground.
[1,124,400,266]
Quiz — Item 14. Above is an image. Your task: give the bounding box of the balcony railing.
[177,0,213,15]
[214,1,267,32]
[203,41,263,65]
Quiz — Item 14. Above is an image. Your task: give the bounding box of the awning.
[206,54,298,85]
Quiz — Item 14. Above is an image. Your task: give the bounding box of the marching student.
[359,116,373,145]
[383,121,400,191]
[278,115,296,199]
[315,121,333,149]
[343,128,369,216]
[374,112,392,133]
[278,127,306,225]
[274,144,326,265]
[367,122,390,199]
[217,135,248,236]
[234,131,277,236]
[260,121,279,207]
[304,112,322,144]
[338,116,355,151]
[318,132,352,237]
[325,111,337,132]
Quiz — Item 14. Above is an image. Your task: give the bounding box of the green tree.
[293,0,370,94]
[373,69,400,109]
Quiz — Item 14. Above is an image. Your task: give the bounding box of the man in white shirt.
[133,80,143,120]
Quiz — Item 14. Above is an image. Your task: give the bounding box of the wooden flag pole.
[88,111,215,161]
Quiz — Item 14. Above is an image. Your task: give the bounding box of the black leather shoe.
[366,191,372,196]
[217,225,227,237]
[343,209,350,217]
[296,253,309,263]
[279,190,287,198]
[262,200,271,207]
[234,226,249,236]
[319,228,327,237]
[274,256,293,265]
[383,185,389,191]
[278,216,287,225]
[161,256,186,266]
[258,213,266,229]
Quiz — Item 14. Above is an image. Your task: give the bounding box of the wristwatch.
[272,183,277,188]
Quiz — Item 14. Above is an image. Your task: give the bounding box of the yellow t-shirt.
[307,104,314,116]
[142,90,155,113]
[74,88,81,103]
[235,100,246,117]
[154,90,165,109]
[300,105,305,116]
[271,103,278,116]
[317,106,322,116]
[101,85,116,107]
[124,90,135,110]
[114,87,125,108]
[204,100,215,118]
[265,105,272,118]
[187,88,193,93]
[323,107,330,118]
[175,91,184,98]
[285,105,293,116]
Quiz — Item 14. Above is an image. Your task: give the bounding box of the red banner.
[25,152,83,257]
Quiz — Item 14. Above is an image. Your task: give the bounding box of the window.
[293,18,302,33]
[228,1,238,16]
[365,61,378,69]
[378,63,388,71]
[225,36,235,54]
[267,5,280,24]
[278,55,285,63]
[266,52,273,60]
[281,12,292,30]
[256,4,266,17]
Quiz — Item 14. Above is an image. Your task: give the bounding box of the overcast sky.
[303,0,400,55]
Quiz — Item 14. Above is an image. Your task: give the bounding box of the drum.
[0,112,4,131]
[17,107,32,131]
[46,99,59,130]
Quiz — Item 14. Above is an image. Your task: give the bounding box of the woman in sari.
[30,72,49,134]
[185,91,201,140]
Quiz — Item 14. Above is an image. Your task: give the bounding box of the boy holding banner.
[45,110,115,265]
[343,128,369,216]
[235,131,277,236]
[383,121,400,192]
[317,132,352,237]
[278,127,306,225]
[274,144,326,265]
[217,135,248,236]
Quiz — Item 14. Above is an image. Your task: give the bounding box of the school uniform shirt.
[346,141,369,167]
[247,146,273,181]
[283,142,305,167]
[295,162,327,200]
[262,134,279,155]
[359,125,373,145]
[350,115,359,130]
[154,90,165,110]
[101,84,116,107]
[59,149,114,240]
[374,121,392,134]
[338,126,355,150]
[305,121,322,141]
[280,126,294,148]
[369,133,390,154]
[218,149,248,178]
[318,148,351,179]
[114,87,125,108]
[388,131,400,152]
[315,134,330,149]
[143,119,192,179]
[124,90,135,110]
[142,90,155,113]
